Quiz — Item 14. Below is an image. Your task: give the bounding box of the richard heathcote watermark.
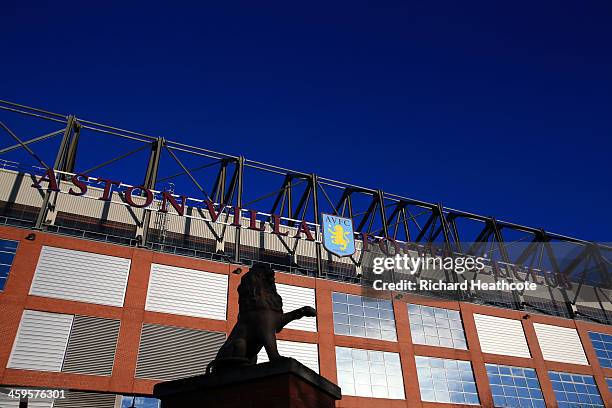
[371,253,538,292]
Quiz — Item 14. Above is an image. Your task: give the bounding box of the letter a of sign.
[322,213,356,257]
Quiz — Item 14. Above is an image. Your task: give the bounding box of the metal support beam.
[165,145,213,201]
[0,128,65,155]
[141,138,164,246]
[355,198,378,233]
[63,121,81,173]
[311,173,323,276]
[34,115,77,229]
[377,190,389,239]
[543,237,577,319]
[0,121,51,169]
[82,143,149,175]
[234,156,244,263]
[490,217,524,310]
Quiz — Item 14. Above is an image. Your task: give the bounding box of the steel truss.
[0,100,609,323]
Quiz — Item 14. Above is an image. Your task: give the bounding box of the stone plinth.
[153,358,341,408]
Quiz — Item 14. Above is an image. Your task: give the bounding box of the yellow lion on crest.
[328,225,350,250]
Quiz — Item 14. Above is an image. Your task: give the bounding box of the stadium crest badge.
[322,213,356,257]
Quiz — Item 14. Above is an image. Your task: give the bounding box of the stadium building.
[0,101,610,408]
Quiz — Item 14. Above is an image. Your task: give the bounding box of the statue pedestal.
[153,358,341,408]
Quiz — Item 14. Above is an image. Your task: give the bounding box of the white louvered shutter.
[8,310,73,371]
[257,340,319,373]
[145,264,228,320]
[61,315,121,376]
[534,323,588,365]
[29,246,131,307]
[474,314,531,358]
[276,283,317,332]
[135,323,226,381]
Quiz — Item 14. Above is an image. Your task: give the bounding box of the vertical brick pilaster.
[394,298,422,408]
[0,229,40,380]
[109,248,152,392]
[522,317,558,408]
[315,284,336,383]
[460,303,494,408]
[576,322,612,407]
[226,264,242,330]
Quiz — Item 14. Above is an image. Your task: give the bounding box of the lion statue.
[207,263,316,374]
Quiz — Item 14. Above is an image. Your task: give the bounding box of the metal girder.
[0,121,51,169]
[269,175,291,216]
[164,144,213,201]
[34,115,79,229]
[377,190,389,239]
[311,173,322,275]
[141,138,164,246]
[0,100,610,318]
[490,217,524,310]
[234,156,244,263]
[63,121,81,173]
[211,159,240,205]
[82,143,149,176]
[355,197,379,233]
[222,159,240,207]
[415,213,436,243]
[543,238,577,318]
[0,128,65,155]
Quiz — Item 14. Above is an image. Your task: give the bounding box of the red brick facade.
[0,225,610,407]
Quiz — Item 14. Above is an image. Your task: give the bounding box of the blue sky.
[1,1,610,240]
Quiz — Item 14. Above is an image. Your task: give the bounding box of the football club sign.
[322,213,356,257]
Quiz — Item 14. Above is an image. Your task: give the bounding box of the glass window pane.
[0,239,18,291]
[407,304,467,350]
[0,251,16,265]
[121,396,160,408]
[487,364,603,408]
[589,331,612,369]
[548,371,604,408]
[335,324,350,335]
[333,303,348,313]
[378,300,393,310]
[333,313,349,325]
[335,346,404,400]
[346,294,362,305]
[332,291,397,341]
[415,356,479,405]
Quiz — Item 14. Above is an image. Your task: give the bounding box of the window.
[120,396,160,408]
[588,331,612,368]
[549,371,604,408]
[0,238,17,290]
[486,363,545,408]
[607,378,612,394]
[335,346,404,399]
[415,356,479,405]
[408,304,467,349]
[332,292,396,341]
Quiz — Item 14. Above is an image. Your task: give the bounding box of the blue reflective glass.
[0,251,15,265]
[588,331,612,368]
[415,356,479,405]
[0,239,18,291]
[607,378,612,394]
[408,304,467,349]
[121,396,160,408]
[332,292,397,341]
[335,346,405,399]
[486,364,545,408]
[0,240,17,251]
[548,371,603,408]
